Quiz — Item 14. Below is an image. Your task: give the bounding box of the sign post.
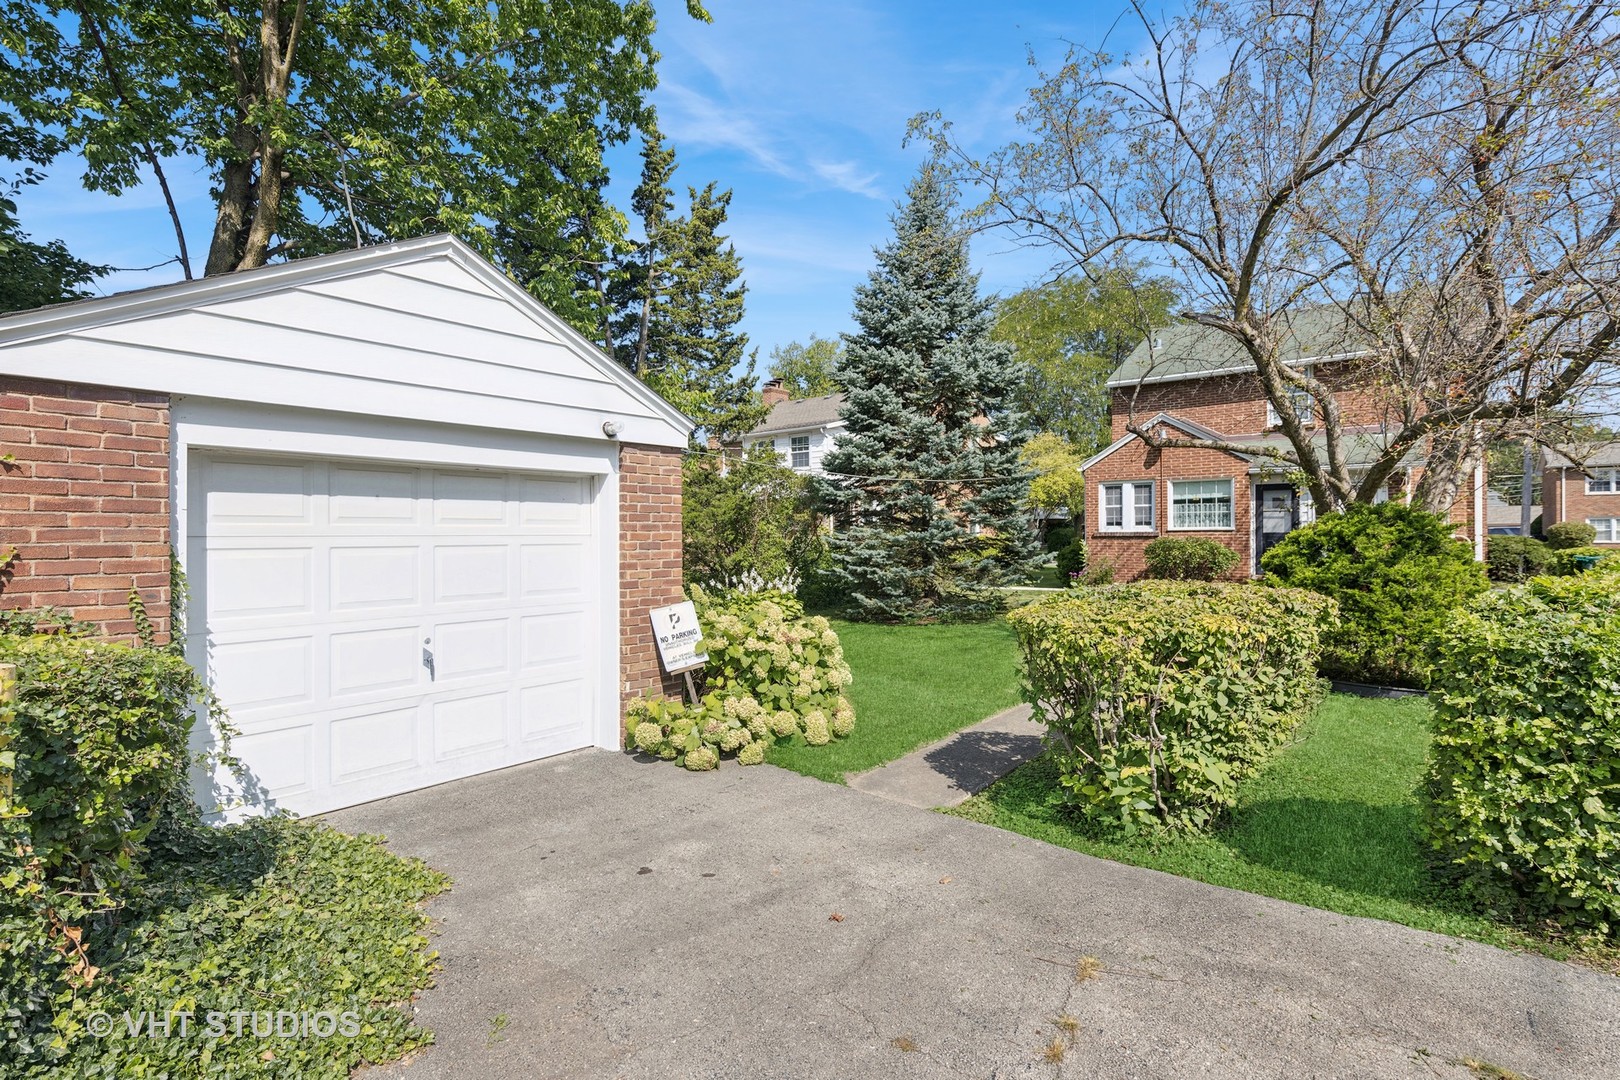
[649,601,708,705]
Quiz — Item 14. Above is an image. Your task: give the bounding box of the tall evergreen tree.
[816,167,1039,621]
[610,124,679,376]
[642,182,767,442]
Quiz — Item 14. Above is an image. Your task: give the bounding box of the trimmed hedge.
[1143,536,1239,581]
[627,587,854,769]
[1260,502,1489,688]
[1043,525,1075,552]
[1010,582,1333,834]
[1426,570,1620,935]
[1486,535,1553,582]
[1544,520,1597,550]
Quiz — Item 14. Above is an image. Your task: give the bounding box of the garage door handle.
[422,645,435,681]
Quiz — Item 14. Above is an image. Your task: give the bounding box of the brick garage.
[0,377,172,637]
[617,443,686,711]
[0,235,691,816]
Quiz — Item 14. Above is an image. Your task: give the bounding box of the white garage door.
[192,453,600,815]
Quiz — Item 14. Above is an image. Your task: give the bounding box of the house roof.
[1233,430,1424,473]
[1486,491,1541,526]
[1079,412,1248,471]
[1110,306,1368,388]
[1081,411,1423,474]
[748,392,847,437]
[0,233,695,448]
[1543,442,1620,469]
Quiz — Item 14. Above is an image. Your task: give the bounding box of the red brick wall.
[1109,368,1394,442]
[0,376,170,640]
[618,443,685,731]
[1084,434,1254,581]
[1543,466,1620,544]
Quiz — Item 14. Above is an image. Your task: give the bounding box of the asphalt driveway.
[330,751,1618,1080]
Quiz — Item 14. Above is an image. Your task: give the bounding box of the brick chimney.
[762,379,792,407]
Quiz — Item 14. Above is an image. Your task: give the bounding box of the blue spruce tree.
[815,167,1040,621]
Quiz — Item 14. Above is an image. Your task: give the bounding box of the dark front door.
[1254,484,1296,570]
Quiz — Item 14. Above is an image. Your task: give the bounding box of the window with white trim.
[1586,467,1619,494]
[1590,518,1620,543]
[1101,481,1154,532]
[1170,479,1234,530]
[1265,367,1316,429]
[789,435,810,469]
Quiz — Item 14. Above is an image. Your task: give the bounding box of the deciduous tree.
[766,335,844,397]
[0,0,709,336]
[993,271,1175,455]
[922,0,1620,513]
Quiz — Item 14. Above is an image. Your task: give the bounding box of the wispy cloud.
[809,160,885,199]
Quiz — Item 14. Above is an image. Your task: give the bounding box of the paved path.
[328,751,1618,1080]
[847,703,1044,808]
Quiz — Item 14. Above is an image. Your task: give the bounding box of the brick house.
[0,235,691,816]
[1083,317,1486,580]
[1541,444,1620,545]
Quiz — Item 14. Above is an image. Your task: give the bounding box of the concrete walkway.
[847,703,1044,808]
[328,751,1618,1080]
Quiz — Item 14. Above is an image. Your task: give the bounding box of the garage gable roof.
[0,234,693,448]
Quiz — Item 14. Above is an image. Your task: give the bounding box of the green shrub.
[1054,539,1087,582]
[1426,572,1620,935]
[1142,536,1240,581]
[6,817,448,1077]
[1260,502,1489,688]
[1486,534,1553,582]
[1010,582,1333,834]
[1544,520,1597,550]
[1546,544,1619,576]
[683,443,825,593]
[626,587,854,768]
[1043,525,1075,552]
[0,636,212,891]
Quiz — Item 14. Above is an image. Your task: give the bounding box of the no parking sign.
[650,601,708,674]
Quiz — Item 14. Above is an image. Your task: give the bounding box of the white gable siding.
[0,237,689,449]
[745,428,841,476]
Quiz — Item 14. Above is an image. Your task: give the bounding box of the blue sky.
[11,1,1146,367]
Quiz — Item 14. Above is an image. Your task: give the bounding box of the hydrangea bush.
[626,587,855,770]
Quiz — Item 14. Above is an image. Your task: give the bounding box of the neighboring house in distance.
[1486,491,1541,537]
[1541,443,1620,545]
[1083,315,1486,580]
[743,379,846,475]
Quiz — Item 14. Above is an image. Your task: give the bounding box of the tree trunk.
[1413,426,1485,515]
[204,123,257,276]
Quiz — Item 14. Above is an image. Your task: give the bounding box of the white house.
[743,381,846,475]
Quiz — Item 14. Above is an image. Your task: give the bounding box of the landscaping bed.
[949,693,1619,971]
[765,618,1023,783]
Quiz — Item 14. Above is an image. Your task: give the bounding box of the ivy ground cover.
[765,618,1024,783]
[951,693,1619,971]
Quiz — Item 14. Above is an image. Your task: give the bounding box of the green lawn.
[950,693,1617,968]
[766,618,1023,783]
